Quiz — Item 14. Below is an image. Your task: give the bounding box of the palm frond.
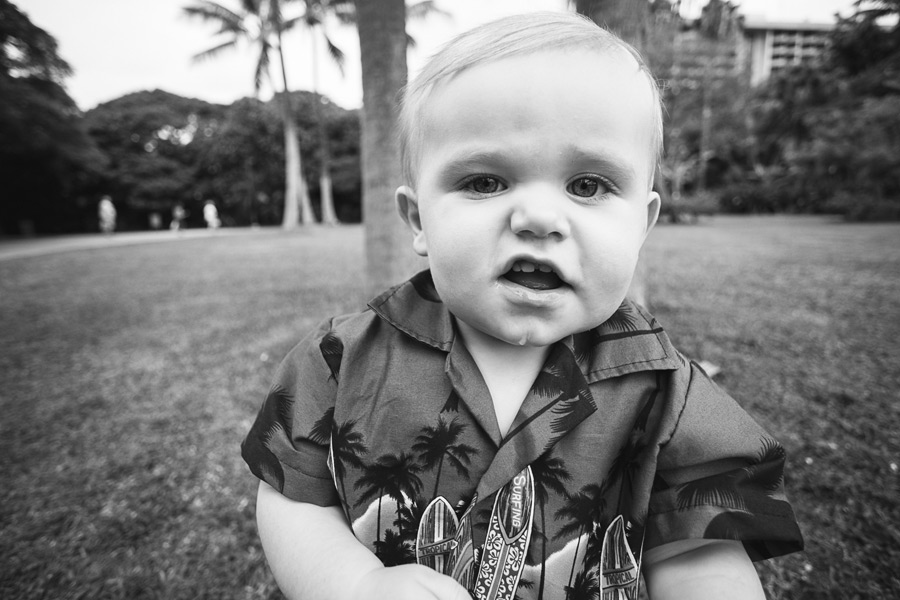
[191,39,238,63]
[319,331,344,381]
[309,406,335,444]
[602,303,642,334]
[324,34,346,74]
[183,1,247,27]
[676,476,747,512]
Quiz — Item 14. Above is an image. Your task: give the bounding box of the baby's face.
[399,48,660,348]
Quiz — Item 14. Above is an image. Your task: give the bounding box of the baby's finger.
[418,569,471,600]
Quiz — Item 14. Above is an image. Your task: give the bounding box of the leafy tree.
[289,90,362,221]
[83,90,225,227]
[184,0,316,228]
[732,0,900,218]
[0,0,106,234]
[830,0,900,86]
[192,91,361,225]
[193,97,284,225]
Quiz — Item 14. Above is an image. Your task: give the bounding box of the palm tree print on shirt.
[310,408,369,516]
[413,415,477,498]
[554,481,609,596]
[531,452,572,600]
[252,384,296,492]
[355,452,423,556]
[676,435,792,559]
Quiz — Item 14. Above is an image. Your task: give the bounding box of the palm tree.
[608,437,643,512]
[531,452,572,600]
[412,416,477,498]
[394,496,428,544]
[567,567,600,600]
[308,408,368,522]
[286,0,350,225]
[354,451,423,547]
[184,0,315,228]
[374,528,415,566]
[555,482,607,596]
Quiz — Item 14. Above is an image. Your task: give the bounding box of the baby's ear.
[644,191,661,239]
[395,186,428,257]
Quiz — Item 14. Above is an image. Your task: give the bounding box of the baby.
[242,12,803,600]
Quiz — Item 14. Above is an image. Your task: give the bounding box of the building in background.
[741,19,834,85]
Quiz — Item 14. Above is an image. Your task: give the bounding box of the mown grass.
[1,216,898,599]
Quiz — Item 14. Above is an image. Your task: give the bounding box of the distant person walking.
[98,196,116,234]
[171,204,186,231]
[203,200,221,230]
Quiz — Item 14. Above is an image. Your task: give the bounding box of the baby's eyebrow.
[435,150,512,179]
[564,147,638,185]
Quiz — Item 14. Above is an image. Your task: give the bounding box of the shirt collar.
[368,270,682,382]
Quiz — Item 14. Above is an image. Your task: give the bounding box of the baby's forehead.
[435,43,643,91]
[401,25,663,186]
[420,47,657,133]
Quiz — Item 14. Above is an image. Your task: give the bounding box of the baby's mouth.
[503,260,564,291]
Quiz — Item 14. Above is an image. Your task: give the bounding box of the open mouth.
[502,260,565,291]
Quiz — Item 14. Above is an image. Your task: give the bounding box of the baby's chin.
[484,323,572,349]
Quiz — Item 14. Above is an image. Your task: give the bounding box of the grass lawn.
[1,216,898,599]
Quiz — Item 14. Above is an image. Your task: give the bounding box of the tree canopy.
[0,0,106,234]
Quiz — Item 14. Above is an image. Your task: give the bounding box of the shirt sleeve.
[646,361,804,561]
[240,318,341,506]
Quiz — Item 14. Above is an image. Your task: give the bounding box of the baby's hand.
[352,564,471,600]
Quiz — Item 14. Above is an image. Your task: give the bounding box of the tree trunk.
[311,33,339,225]
[354,0,422,296]
[276,34,314,229]
[281,115,302,229]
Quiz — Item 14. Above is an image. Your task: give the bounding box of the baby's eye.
[462,175,506,195]
[567,176,609,198]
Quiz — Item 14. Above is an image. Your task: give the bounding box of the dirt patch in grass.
[1,217,898,599]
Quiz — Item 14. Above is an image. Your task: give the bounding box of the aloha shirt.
[241,270,804,599]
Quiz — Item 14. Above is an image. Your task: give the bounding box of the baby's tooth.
[538,264,552,273]
[512,262,522,272]
[520,262,536,273]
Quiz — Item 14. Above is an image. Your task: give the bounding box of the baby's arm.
[256,482,471,600]
[642,539,765,600]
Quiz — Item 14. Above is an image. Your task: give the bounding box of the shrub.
[825,192,900,221]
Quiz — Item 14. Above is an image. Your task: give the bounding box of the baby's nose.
[509,191,570,240]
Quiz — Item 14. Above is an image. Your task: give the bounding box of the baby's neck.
[455,320,551,438]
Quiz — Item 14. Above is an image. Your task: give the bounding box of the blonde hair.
[398,11,664,188]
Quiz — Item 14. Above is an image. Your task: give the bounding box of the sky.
[18,0,861,112]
